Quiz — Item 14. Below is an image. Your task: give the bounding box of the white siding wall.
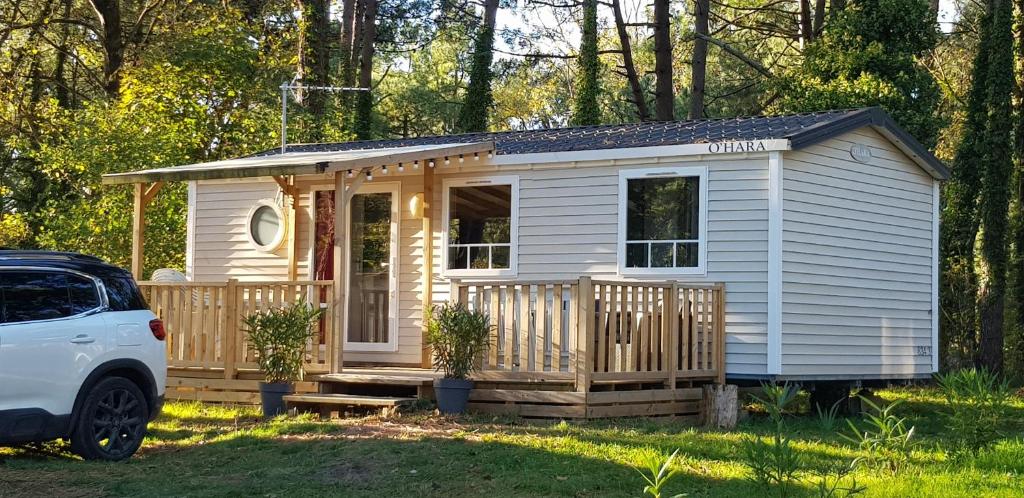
[191,175,428,365]
[780,128,937,377]
[431,156,771,376]
[189,155,774,374]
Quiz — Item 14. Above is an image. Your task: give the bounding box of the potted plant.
[242,299,323,418]
[425,302,491,414]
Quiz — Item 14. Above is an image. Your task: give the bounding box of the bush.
[242,300,323,384]
[636,448,687,498]
[425,302,491,379]
[743,383,802,497]
[842,396,916,474]
[935,368,1014,456]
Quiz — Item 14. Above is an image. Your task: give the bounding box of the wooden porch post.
[130,181,164,281]
[332,172,347,372]
[576,276,593,393]
[272,175,300,281]
[420,162,435,368]
[131,183,145,280]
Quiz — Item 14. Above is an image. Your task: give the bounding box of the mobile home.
[102,107,947,416]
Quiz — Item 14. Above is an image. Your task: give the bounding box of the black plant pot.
[433,378,473,415]
[259,381,295,419]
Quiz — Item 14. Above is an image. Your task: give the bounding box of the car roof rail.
[0,250,105,263]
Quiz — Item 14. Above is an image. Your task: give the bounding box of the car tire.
[70,376,150,461]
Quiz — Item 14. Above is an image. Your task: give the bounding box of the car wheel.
[70,376,150,461]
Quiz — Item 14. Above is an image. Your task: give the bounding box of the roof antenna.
[280,78,370,154]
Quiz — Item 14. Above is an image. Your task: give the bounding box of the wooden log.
[702,384,738,430]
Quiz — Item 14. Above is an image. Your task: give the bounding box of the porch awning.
[100,141,495,185]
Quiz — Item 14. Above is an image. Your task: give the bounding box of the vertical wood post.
[223,278,238,380]
[666,283,679,388]
[332,172,347,372]
[421,163,435,368]
[131,183,145,280]
[575,276,593,393]
[715,283,727,385]
[287,176,299,281]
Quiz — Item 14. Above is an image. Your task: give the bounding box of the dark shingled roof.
[257,109,856,156]
[249,107,947,178]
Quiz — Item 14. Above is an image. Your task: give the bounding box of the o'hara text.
[707,141,768,153]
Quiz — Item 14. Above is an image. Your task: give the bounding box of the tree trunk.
[295,0,332,140]
[611,0,649,121]
[812,0,826,35]
[571,0,601,125]
[53,0,73,108]
[688,0,709,119]
[977,0,1016,372]
[353,0,378,139]
[653,0,673,121]
[799,0,814,45]
[455,0,499,133]
[1013,0,1024,336]
[702,384,738,429]
[88,0,124,97]
[339,0,357,88]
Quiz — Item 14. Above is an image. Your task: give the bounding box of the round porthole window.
[246,200,287,253]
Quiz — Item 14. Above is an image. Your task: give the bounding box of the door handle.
[70,334,95,344]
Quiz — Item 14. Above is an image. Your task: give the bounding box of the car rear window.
[103,276,149,311]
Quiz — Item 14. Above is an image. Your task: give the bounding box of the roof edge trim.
[788,107,949,180]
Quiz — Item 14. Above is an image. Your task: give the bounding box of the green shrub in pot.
[425,302,491,414]
[242,299,323,418]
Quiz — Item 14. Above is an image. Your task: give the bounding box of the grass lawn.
[2,387,1023,497]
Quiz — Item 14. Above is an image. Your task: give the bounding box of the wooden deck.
[150,277,726,419]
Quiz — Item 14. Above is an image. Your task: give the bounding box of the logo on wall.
[707,141,768,154]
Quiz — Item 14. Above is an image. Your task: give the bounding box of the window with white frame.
[618,167,707,274]
[443,177,518,275]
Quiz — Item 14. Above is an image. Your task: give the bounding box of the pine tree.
[977,0,1016,371]
[571,0,601,126]
[940,5,994,369]
[456,0,499,133]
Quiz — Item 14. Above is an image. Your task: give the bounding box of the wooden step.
[283,393,417,407]
[311,371,438,387]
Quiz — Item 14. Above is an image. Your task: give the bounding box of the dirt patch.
[0,468,102,498]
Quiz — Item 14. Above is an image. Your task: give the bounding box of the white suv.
[0,251,166,460]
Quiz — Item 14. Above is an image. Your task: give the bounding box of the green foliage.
[636,448,687,498]
[425,302,491,379]
[842,397,916,474]
[242,299,324,384]
[811,463,866,498]
[743,383,802,497]
[935,368,1015,455]
[815,399,844,433]
[570,0,601,126]
[0,212,31,248]
[774,0,943,148]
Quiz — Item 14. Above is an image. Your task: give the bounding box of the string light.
[413,160,419,170]
[381,165,388,175]
[473,152,479,161]
[366,170,373,181]
[398,162,404,173]
[346,169,354,178]
[487,152,493,159]
[458,154,464,163]
[428,159,435,168]
[444,156,450,166]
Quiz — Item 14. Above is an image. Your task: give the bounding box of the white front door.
[343,183,400,352]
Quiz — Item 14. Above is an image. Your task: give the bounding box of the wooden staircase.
[284,368,439,416]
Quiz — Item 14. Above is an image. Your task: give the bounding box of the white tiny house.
[104,107,947,404]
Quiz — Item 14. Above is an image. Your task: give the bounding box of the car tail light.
[149,319,166,341]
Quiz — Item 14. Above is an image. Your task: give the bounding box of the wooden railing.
[452,277,726,390]
[138,280,335,378]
